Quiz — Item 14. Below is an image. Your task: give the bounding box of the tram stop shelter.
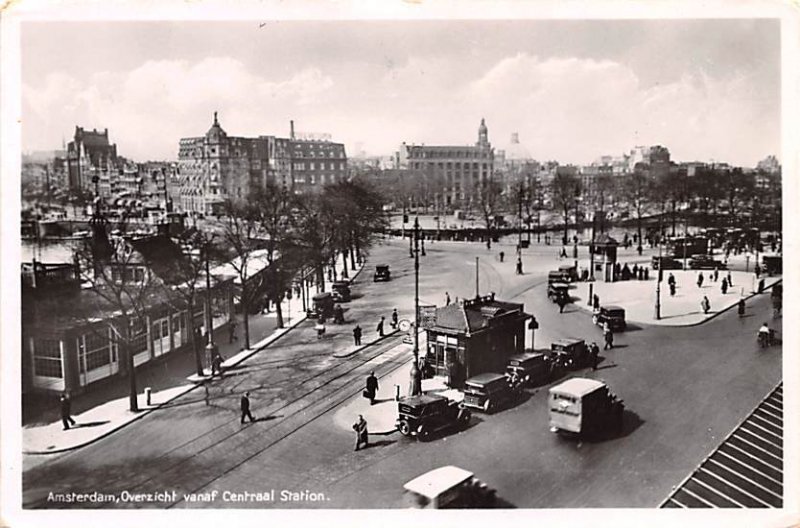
[423,293,531,389]
[590,233,619,282]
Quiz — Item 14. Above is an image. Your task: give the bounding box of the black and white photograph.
[1,1,798,526]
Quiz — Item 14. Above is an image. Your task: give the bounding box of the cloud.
[22,53,778,167]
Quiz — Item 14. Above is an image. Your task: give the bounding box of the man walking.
[713,268,719,282]
[240,392,255,424]
[353,415,369,451]
[391,308,399,329]
[60,393,76,430]
[211,351,224,378]
[377,316,385,337]
[593,294,600,313]
[721,277,729,295]
[738,298,746,317]
[364,371,379,405]
[556,295,568,314]
[727,271,733,287]
[697,272,704,288]
[668,273,676,296]
[603,322,614,350]
[590,342,600,371]
[516,256,523,275]
[445,291,451,305]
[701,295,711,314]
[755,263,761,279]
[353,325,362,346]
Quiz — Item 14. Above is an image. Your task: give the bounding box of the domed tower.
[477,118,489,147]
[206,111,227,144]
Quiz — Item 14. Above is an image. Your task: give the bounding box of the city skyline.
[22,19,780,166]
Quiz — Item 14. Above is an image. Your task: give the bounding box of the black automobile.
[593,305,627,331]
[651,256,683,270]
[331,281,351,302]
[373,264,391,282]
[462,373,518,413]
[506,352,552,387]
[688,254,727,270]
[396,394,471,438]
[547,282,570,303]
[550,338,589,371]
[548,270,572,284]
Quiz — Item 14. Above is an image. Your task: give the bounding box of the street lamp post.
[409,217,422,396]
[204,243,219,371]
[655,210,664,320]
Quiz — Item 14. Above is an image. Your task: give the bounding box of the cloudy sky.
[22,19,780,166]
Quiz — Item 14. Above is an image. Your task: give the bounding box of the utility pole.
[475,257,480,298]
[204,242,218,370]
[655,209,664,320]
[409,217,422,396]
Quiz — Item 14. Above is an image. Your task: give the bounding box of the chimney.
[290,120,295,140]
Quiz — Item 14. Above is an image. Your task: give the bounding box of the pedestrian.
[603,322,614,350]
[445,291,451,306]
[499,251,505,263]
[391,308,398,329]
[353,415,369,451]
[669,282,676,296]
[668,272,676,287]
[590,342,600,371]
[727,271,733,287]
[516,256,523,275]
[593,294,600,312]
[377,316,385,337]
[754,263,761,279]
[721,277,729,295]
[701,295,711,314]
[315,319,326,339]
[738,298,746,317]
[228,320,238,344]
[211,352,224,378]
[60,393,76,430]
[353,325,362,346]
[712,268,718,282]
[556,295,568,313]
[559,246,567,259]
[632,263,639,278]
[697,272,704,288]
[240,392,255,424]
[364,371,379,405]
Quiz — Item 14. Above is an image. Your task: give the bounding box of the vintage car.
[549,377,625,436]
[558,264,579,282]
[547,282,570,303]
[593,305,627,331]
[548,270,572,284]
[651,256,684,270]
[550,338,589,371]
[403,466,496,509]
[462,373,517,413]
[688,254,727,270]
[396,394,470,438]
[506,352,552,387]
[331,281,351,302]
[373,264,392,282]
[310,292,334,319]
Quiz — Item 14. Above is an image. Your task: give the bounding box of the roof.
[400,394,446,407]
[593,233,619,246]
[602,305,625,312]
[508,352,546,362]
[552,337,585,346]
[550,378,606,397]
[403,466,474,498]
[465,372,506,384]
[430,295,527,335]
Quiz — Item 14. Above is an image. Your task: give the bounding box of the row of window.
[292,162,346,171]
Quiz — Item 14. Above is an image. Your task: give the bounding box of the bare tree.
[550,171,581,246]
[476,177,503,249]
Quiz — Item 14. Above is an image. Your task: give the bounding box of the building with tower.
[66,127,122,195]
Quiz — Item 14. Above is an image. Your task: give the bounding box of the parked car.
[549,377,625,436]
[331,281,351,302]
[462,373,517,413]
[593,305,627,331]
[558,264,578,282]
[373,264,392,282]
[550,338,589,371]
[651,256,683,270]
[403,466,496,508]
[688,254,727,270]
[506,352,552,387]
[547,282,570,303]
[310,292,334,319]
[396,394,470,438]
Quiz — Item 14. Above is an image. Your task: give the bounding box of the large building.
[396,119,495,207]
[66,127,122,195]
[177,114,347,214]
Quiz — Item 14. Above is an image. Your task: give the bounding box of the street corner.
[332,390,400,436]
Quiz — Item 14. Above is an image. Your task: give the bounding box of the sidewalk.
[332,355,449,436]
[23,255,363,455]
[571,270,780,326]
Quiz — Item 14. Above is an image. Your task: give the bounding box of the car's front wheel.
[398,421,412,436]
[483,399,492,413]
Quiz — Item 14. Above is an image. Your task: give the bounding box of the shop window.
[32,338,63,378]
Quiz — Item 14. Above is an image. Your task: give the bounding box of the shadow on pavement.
[489,496,517,509]
[583,409,645,443]
[622,323,644,332]
[73,420,110,428]
[364,439,396,449]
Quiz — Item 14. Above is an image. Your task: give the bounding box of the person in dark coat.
[721,277,729,294]
[713,268,719,282]
[365,371,379,405]
[697,272,704,288]
[727,271,733,287]
[593,294,600,312]
[240,392,255,424]
[353,325,362,346]
[590,342,600,371]
[499,251,505,263]
[516,257,523,275]
[377,316,385,337]
[701,295,711,314]
[445,291,451,305]
[211,352,224,378]
[391,308,399,329]
[738,298,746,317]
[754,263,761,279]
[603,322,614,350]
[60,393,76,430]
[556,295,568,313]
[353,415,369,451]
